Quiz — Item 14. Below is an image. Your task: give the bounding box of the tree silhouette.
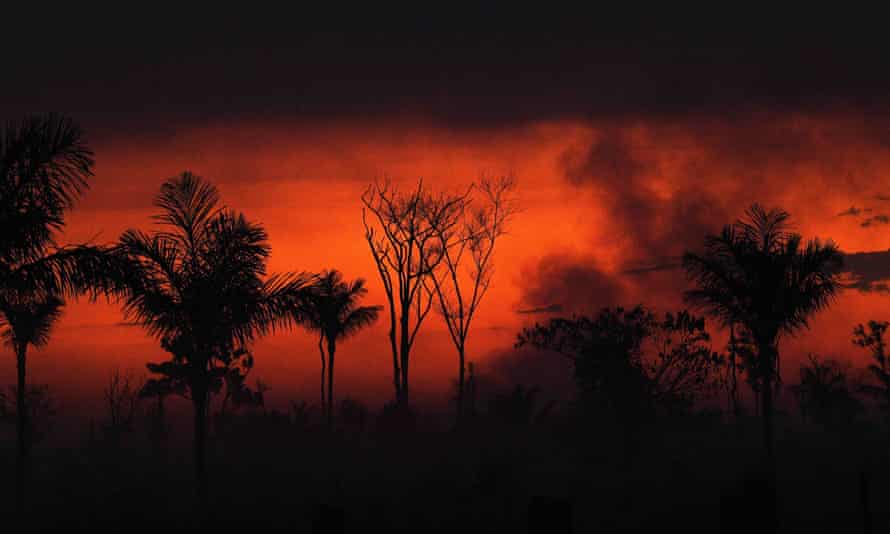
[791,354,862,428]
[647,310,724,415]
[115,172,314,508]
[0,383,57,447]
[217,349,266,418]
[426,175,517,422]
[301,270,381,427]
[450,360,481,419]
[139,364,183,458]
[361,178,466,406]
[517,307,654,422]
[489,384,553,426]
[683,203,842,462]
[853,320,890,421]
[0,114,121,515]
[101,369,143,443]
[516,306,722,419]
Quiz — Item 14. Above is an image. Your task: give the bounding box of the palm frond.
[9,244,127,300]
[298,269,380,341]
[0,114,94,268]
[256,272,319,334]
[152,172,221,249]
[737,203,791,251]
[0,113,93,212]
[0,206,59,266]
[340,305,383,339]
[201,210,270,279]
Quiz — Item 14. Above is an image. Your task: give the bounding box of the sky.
[5,15,890,414]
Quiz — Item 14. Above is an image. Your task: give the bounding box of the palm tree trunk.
[192,382,209,510]
[759,341,778,532]
[762,378,774,459]
[327,338,336,428]
[759,342,776,462]
[15,342,27,517]
[318,333,326,419]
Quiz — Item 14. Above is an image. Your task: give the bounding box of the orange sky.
[7,115,890,415]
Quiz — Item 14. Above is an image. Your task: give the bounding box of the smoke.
[519,116,890,320]
[517,253,627,316]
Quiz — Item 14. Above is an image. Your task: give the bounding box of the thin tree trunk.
[400,353,409,406]
[389,323,400,404]
[457,345,465,423]
[15,343,27,517]
[327,338,336,428]
[318,333,326,418]
[400,310,411,406]
[467,362,477,417]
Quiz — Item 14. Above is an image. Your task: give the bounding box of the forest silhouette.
[2,114,890,532]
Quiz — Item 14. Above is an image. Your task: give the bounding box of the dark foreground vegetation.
[1,401,889,532]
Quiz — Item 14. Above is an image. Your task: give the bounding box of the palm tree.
[1,114,121,514]
[683,204,842,460]
[116,172,314,507]
[301,270,381,427]
[0,295,62,511]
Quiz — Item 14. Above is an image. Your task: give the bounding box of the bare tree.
[102,370,142,442]
[426,175,517,420]
[361,178,467,406]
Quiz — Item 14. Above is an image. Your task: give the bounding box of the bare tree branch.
[424,174,517,418]
[361,178,470,405]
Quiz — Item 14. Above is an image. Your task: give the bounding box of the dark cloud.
[621,258,683,275]
[838,206,872,216]
[861,215,890,227]
[839,250,890,292]
[516,304,565,315]
[5,11,890,137]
